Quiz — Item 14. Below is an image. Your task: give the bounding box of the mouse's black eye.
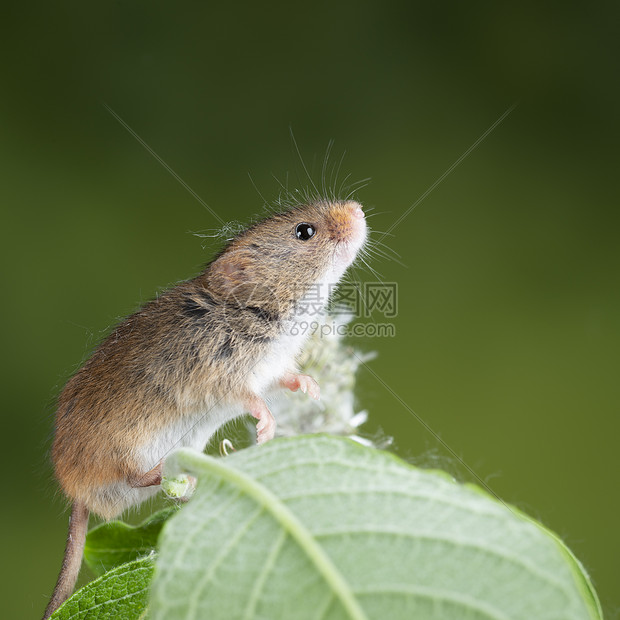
[295,223,316,241]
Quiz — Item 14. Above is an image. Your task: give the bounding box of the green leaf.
[150,435,602,620]
[85,507,176,576]
[51,557,154,620]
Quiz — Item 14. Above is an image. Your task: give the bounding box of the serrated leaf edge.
[50,557,155,620]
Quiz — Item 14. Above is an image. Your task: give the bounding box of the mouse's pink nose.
[352,204,364,219]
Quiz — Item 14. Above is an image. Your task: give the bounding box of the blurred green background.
[1,2,618,618]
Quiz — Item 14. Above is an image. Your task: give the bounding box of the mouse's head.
[206,200,367,317]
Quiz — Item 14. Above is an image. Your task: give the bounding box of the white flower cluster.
[270,313,388,447]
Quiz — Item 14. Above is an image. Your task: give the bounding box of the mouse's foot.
[130,462,163,488]
[280,371,321,400]
[247,398,276,444]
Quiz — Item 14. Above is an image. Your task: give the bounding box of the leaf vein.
[177,448,369,620]
[242,528,287,619]
[186,505,265,619]
[314,527,569,594]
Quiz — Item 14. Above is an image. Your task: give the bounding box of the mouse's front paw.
[280,372,321,401]
[256,414,276,444]
[247,398,276,445]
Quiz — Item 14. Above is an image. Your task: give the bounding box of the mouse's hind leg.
[129,462,163,488]
[93,463,163,519]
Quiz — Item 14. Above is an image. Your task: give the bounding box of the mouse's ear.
[208,249,263,303]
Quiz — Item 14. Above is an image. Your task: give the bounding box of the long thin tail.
[42,501,90,619]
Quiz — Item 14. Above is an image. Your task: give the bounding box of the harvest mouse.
[43,198,367,618]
